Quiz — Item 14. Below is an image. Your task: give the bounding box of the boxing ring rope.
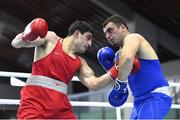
[1,71,180,86]
[0,71,180,119]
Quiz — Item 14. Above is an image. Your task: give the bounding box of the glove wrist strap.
[116,78,128,83]
[109,65,118,80]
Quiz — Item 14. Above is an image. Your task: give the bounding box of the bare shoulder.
[79,57,88,65]
[34,31,60,61]
[126,33,144,40]
[38,31,59,48]
[45,31,60,43]
[130,34,158,59]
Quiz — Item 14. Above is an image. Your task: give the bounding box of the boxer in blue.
[99,15,172,119]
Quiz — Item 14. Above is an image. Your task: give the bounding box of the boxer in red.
[11,18,114,119]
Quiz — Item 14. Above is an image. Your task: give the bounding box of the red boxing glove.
[109,62,119,80]
[109,56,141,80]
[131,57,141,74]
[22,18,48,41]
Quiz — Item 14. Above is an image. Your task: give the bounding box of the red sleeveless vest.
[32,39,81,84]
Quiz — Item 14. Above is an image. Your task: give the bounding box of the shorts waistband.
[26,75,67,94]
[151,86,170,97]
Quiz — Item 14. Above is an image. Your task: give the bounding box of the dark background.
[0,0,180,118]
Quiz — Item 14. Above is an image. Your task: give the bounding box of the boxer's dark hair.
[102,15,128,30]
[68,20,93,36]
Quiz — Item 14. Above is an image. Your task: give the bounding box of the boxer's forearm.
[78,67,112,91]
[89,73,112,91]
[11,33,25,48]
[117,56,133,81]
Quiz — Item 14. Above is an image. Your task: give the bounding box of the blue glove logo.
[114,81,121,90]
[108,80,128,107]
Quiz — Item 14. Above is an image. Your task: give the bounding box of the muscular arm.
[11,31,58,48]
[117,33,141,81]
[77,58,112,91]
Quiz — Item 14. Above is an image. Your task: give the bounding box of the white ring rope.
[0,71,80,81]
[0,99,180,109]
[0,71,30,78]
[0,71,180,119]
[0,71,180,87]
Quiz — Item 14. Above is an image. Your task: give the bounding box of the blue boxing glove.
[108,79,128,107]
[97,48,129,107]
[97,47,115,71]
[97,47,119,80]
[114,50,120,63]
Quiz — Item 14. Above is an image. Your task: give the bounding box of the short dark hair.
[102,15,128,30]
[68,20,93,36]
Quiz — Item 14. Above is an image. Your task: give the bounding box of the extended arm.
[77,58,112,91]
